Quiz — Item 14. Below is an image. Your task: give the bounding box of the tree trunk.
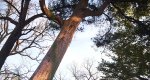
[0,26,22,69]
[30,0,110,79]
[0,0,31,69]
[30,15,83,80]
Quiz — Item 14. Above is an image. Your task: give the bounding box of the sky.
[55,25,105,79]
[4,22,110,79]
[1,15,112,79]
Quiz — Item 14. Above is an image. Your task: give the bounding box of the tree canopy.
[93,0,150,80]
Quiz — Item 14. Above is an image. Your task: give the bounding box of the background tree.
[0,64,31,80]
[0,0,59,79]
[53,59,101,80]
[0,0,49,69]
[0,0,60,79]
[69,60,101,80]
[93,0,150,80]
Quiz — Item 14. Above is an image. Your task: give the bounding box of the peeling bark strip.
[30,0,110,80]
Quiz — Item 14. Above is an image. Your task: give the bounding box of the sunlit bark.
[30,0,110,80]
[30,15,82,80]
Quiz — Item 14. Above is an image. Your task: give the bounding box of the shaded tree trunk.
[0,25,22,69]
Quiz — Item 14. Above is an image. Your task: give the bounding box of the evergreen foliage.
[94,1,150,79]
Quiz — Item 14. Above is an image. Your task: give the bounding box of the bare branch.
[39,0,63,25]
[39,0,52,18]
[0,64,32,80]
[25,13,44,26]
[70,60,101,80]
[0,16,18,25]
[3,0,20,14]
[20,0,31,21]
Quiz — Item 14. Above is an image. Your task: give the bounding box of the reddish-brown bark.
[30,0,110,80]
[30,15,83,80]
